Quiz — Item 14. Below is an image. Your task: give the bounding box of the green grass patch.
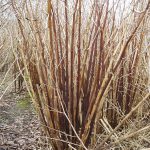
[17,97,31,109]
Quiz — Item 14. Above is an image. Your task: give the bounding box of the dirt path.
[0,74,50,150]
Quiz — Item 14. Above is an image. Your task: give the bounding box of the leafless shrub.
[8,0,150,149]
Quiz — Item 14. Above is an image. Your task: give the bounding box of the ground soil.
[0,73,50,150]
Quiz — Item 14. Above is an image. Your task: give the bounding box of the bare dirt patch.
[0,74,50,150]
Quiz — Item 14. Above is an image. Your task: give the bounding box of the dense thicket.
[1,0,150,149]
